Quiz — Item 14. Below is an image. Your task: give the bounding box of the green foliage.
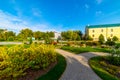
[46,31,55,38]
[107,48,120,66]
[105,41,115,46]
[85,41,99,46]
[33,31,43,40]
[61,30,82,41]
[29,37,33,44]
[37,54,66,80]
[17,28,33,40]
[0,44,56,79]
[99,34,105,44]
[112,36,119,41]
[0,30,16,41]
[7,36,14,41]
[86,35,93,41]
[115,43,120,49]
[61,46,110,54]
[89,56,119,80]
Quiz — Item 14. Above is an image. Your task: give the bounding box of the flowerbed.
[0,44,57,80]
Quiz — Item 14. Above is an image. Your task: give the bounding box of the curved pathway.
[56,49,108,80]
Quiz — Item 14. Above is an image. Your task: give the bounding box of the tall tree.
[17,28,33,40]
[61,30,82,41]
[99,34,105,44]
[33,31,44,40]
[46,31,54,38]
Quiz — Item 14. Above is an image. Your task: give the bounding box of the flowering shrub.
[108,48,120,66]
[0,44,56,79]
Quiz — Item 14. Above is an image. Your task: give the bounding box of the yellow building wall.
[87,27,120,41]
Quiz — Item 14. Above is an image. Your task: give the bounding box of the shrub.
[115,43,120,49]
[106,41,115,46]
[87,36,93,41]
[29,37,33,44]
[86,41,99,46]
[7,36,14,41]
[99,34,105,44]
[0,38,5,41]
[0,44,56,79]
[107,48,120,66]
[67,41,74,46]
[112,36,118,41]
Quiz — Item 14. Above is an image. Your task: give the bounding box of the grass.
[89,56,119,80]
[37,54,66,80]
[0,44,30,48]
[61,46,110,54]
[0,44,15,48]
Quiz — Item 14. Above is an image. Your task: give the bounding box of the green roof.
[86,23,120,28]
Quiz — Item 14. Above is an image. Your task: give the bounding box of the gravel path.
[56,49,107,80]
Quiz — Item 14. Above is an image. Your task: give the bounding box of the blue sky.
[0,0,120,33]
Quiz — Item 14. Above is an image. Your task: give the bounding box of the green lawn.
[37,54,66,80]
[0,44,15,48]
[89,56,119,80]
[61,46,111,54]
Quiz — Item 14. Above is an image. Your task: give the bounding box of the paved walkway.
[56,49,107,80]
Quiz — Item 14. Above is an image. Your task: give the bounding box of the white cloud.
[0,10,61,33]
[96,0,103,4]
[96,11,103,16]
[32,8,42,17]
[85,4,89,9]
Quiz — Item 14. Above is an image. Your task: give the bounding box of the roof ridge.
[86,23,120,28]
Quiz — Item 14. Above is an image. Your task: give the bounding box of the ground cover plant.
[89,48,120,80]
[61,46,110,54]
[37,54,66,80]
[0,44,57,80]
[89,56,120,80]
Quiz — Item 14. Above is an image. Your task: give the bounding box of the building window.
[92,30,94,33]
[92,34,94,37]
[101,29,103,32]
[111,29,113,32]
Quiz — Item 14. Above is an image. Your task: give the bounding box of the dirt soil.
[18,62,57,80]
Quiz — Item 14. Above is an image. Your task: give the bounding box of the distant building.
[85,23,120,41]
[54,32,61,40]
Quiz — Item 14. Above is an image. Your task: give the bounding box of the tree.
[46,31,54,38]
[72,32,78,41]
[74,30,82,40]
[17,28,33,40]
[86,35,93,41]
[44,34,52,44]
[33,31,43,40]
[112,36,118,41]
[61,30,82,41]
[61,30,73,40]
[99,34,105,44]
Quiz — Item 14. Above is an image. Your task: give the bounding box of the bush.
[112,36,118,41]
[86,41,99,46]
[107,48,120,66]
[115,43,120,49]
[29,37,33,44]
[67,41,74,46]
[99,34,105,44]
[105,41,115,46]
[7,36,14,41]
[0,38,5,41]
[0,44,57,79]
